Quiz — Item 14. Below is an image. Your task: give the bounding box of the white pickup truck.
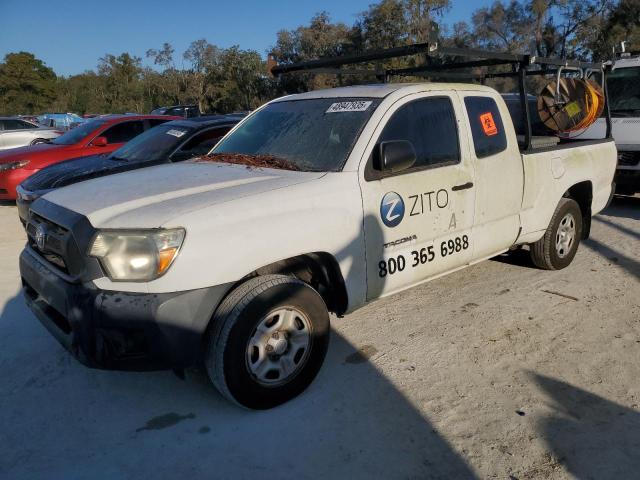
[20,83,616,409]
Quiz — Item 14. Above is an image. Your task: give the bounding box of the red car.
[0,114,179,200]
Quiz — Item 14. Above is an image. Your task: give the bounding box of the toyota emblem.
[35,224,47,251]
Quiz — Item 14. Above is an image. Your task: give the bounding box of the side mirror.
[92,136,108,147]
[378,140,416,173]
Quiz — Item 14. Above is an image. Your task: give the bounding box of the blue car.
[37,113,87,130]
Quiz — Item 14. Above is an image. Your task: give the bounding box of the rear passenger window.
[376,97,460,173]
[102,121,145,144]
[464,97,507,158]
[4,119,32,130]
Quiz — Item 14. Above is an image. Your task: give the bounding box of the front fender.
[93,173,368,311]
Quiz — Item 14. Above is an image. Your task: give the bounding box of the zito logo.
[380,192,405,228]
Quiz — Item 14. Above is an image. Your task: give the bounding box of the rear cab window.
[464,96,507,158]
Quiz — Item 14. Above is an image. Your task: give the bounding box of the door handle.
[452,182,474,191]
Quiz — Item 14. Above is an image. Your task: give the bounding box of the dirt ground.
[1,196,638,480]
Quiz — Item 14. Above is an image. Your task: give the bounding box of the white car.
[0,117,61,150]
[20,83,616,409]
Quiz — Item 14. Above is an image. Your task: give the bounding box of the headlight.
[89,228,185,281]
[0,160,30,172]
[16,186,40,202]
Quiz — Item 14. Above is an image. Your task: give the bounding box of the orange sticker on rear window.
[479,112,498,136]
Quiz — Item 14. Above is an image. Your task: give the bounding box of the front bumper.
[20,247,230,370]
[0,168,36,200]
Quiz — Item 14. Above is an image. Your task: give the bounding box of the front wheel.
[205,274,330,409]
[530,197,583,270]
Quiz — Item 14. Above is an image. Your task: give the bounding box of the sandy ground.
[0,196,638,480]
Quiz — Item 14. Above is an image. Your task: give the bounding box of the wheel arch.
[564,180,593,239]
[243,252,349,316]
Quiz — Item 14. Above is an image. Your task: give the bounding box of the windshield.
[608,66,640,114]
[212,98,380,172]
[51,120,106,145]
[110,124,195,162]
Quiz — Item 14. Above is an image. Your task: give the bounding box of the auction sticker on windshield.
[166,129,187,137]
[326,101,373,113]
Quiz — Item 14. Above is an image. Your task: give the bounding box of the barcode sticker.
[326,101,373,113]
[166,129,187,137]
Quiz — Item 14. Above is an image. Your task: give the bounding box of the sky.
[0,0,493,76]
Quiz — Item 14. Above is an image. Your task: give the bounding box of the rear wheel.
[530,198,582,270]
[205,274,330,409]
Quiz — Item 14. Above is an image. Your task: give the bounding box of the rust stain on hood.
[195,153,301,171]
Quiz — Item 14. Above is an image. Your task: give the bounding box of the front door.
[360,92,476,301]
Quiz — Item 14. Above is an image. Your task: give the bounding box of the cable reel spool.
[537,69,605,133]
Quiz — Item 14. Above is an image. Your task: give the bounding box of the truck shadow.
[490,247,538,269]
[493,195,639,271]
[585,207,640,279]
[583,236,640,279]
[1,241,477,480]
[602,195,640,221]
[530,372,640,479]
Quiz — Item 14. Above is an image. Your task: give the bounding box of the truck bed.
[518,138,617,244]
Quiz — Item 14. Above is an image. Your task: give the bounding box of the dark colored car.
[501,93,557,149]
[151,105,201,118]
[16,115,243,224]
[0,115,179,200]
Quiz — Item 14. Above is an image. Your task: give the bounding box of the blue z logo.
[380,192,404,228]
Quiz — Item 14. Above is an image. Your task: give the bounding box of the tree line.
[0,0,638,116]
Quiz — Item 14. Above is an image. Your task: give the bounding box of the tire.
[530,198,583,270]
[30,138,47,145]
[205,274,330,409]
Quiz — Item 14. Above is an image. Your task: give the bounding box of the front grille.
[0,189,7,194]
[618,151,640,167]
[26,213,72,275]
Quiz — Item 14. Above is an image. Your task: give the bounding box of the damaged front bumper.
[20,247,229,371]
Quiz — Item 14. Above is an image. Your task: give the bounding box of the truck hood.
[41,161,325,228]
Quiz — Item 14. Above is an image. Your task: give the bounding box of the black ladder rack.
[270,33,613,151]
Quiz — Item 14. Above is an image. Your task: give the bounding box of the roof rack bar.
[531,56,602,70]
[270,42,431,75]
[433,45,528,63]
[283,68,381,76]
[387,58,513,76]
[270,41,605,78]
[518,58,532,151]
